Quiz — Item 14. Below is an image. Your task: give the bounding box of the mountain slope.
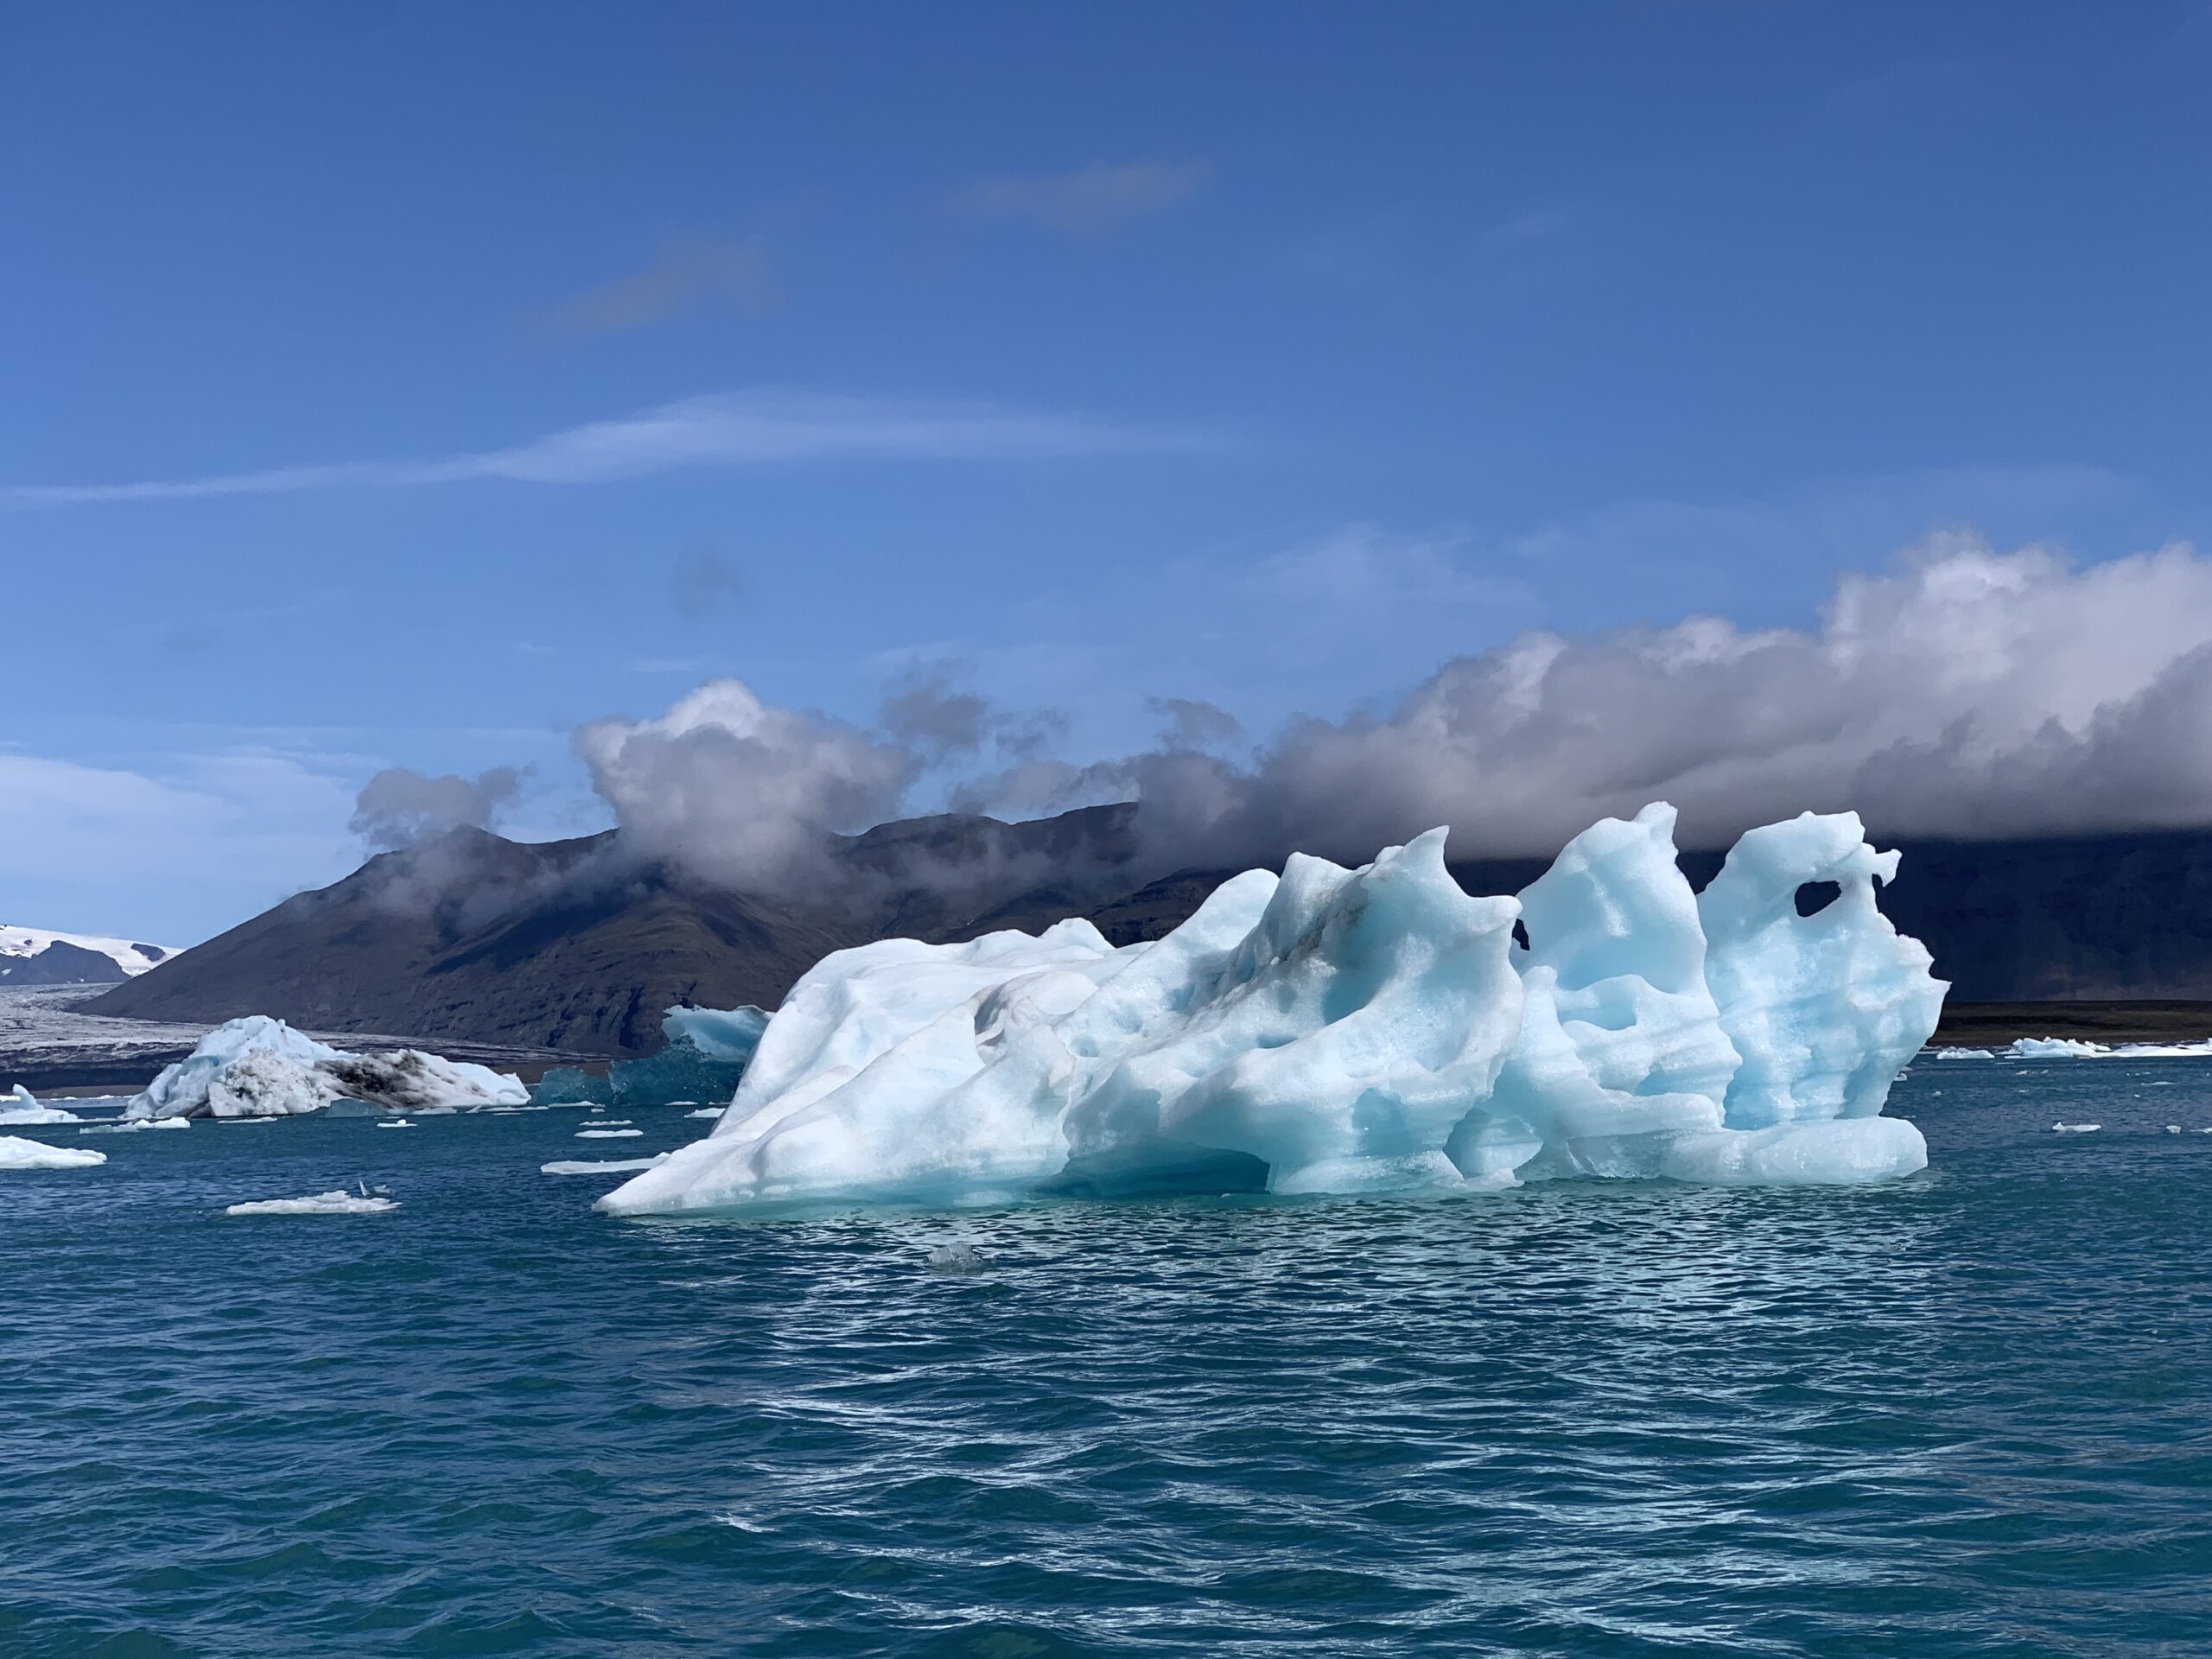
[88,811,2212,1053]
[1,926,175,985]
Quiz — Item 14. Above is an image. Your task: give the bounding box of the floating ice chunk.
[576,1128,642,1138]
[0,1134,107,1169]
[126,1016,528,1119]
[2012,1038,2110,1059]
[376,1118,414,1129]
[2051,1122,2102,1134]
[224,1190,400,1216]
[603,804,1943,1215]
[2167,1125,2182,1134]
[1933,1047,1995,1060]
[685,1106,725,1121]
[541,1154,671,1175]
[80,1116,190,1135]
[1,1083,80,1125]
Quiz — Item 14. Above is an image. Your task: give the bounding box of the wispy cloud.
[955,160,1209,232]
[1479,204,1576,248]
[9,391,1214,508]
[543,237,776,336]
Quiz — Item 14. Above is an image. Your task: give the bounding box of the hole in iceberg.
[1794,880,1842,918]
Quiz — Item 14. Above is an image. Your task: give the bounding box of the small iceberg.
[1931,1047,1994,1060]
[1,1084,81,1126]
[224,1189,400,1216]
[925,1243,988,1274]
[575,1128,643,1138]
[2003,1036,2212,1060]
[2051,1122,2102,1134]
[80,1116,190,1135]
[376,1118,414,1130]
[1,1135,107,1170]
[128,1015,529,1121]
[541,1154,671,1175]
[684,1106,725,1121]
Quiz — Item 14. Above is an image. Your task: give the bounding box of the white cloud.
[955,161,1209,231]
[0,750,359,942]
[979,533,2212,867]
[8,390,1211,508]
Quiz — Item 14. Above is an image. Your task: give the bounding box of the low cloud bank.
[350,766,522,851]
[573,534,2212,892]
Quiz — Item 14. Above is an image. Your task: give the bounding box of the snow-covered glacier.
[126,1016,529,1119]
[601,805,1946,1216]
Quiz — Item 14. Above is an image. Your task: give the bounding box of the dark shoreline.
[1929,1000,2212,1047]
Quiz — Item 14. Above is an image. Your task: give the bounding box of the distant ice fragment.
[576,1128,642,1138]
[541,1154,671,1175]
[79,1116,190,1135]
[1,1083,80,1125]
[1933,1047,1995,1060]
[224,1190,400,1216]
[0,1134,107,1170]
[685,1106,725,1121]
[603,803,1945,1216]
[376,1118,414,1129]
[2051,1122,2102,1134]
[126,1015,527,1119]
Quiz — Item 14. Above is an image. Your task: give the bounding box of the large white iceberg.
[126,1016,529,1120]
[601,805,1945,1216]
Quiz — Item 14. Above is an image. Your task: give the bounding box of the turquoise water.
[5,1065,2211,1656]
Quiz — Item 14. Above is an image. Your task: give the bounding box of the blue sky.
[6,3,2212,943]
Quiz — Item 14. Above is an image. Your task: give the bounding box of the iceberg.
[1,1083,81,1125]
[602,804,1945,1216]
[0,1134,107,1170]
[224,1190,400,1216]
[126,1016,529,1120]
[528,1003,769,1109]
[2002,1036,2212,1060]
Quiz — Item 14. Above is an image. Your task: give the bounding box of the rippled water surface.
[6,1063,2212,1656]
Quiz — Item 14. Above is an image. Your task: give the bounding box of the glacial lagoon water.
[4,1063,2210,1656]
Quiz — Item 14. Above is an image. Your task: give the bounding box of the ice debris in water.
[0,1134,107,1170]
[80,1116,190,1135]
[685,1105,726,1121]
[224,1189,402,1216]
[2051,1122,2102,1134]
[926,1243,988,1274]
[541,1154,671,1175]
[1,1083,81,1125]
[1955,1037,2212,1060]
[576,1128,643,1138]
[601,804,1947,1216]
[127,1016,528,1120]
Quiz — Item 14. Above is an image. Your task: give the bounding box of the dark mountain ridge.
[92,809,2212,1053]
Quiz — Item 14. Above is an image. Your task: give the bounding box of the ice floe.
[0,1083,80,1125]
[603,804,1947,1216]
[0,1134,107,1170]
[126,1016,528,1119]
[540,1154,671,1175]
[2051,1122,2102,1134]
[224,1190,401,1216]
[576,1128,643,1138]
[1938,1037,2212,1061]
[79,1116,190,1135]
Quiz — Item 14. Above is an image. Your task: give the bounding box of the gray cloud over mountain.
[572,535,2212,890]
